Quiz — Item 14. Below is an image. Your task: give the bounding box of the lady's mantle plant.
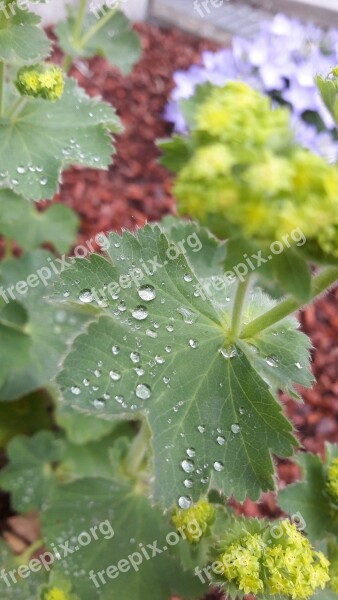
[0,4,338,600]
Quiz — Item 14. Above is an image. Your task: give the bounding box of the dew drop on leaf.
[186,448,196,458]
[109,370,121,381]
[295,362,303,369]
[219,345,237,359]
[231,423,240,434]
[135,384,152,400]
[79,289,94,303]
[130,351,140,364]
[178,496,192,509]
[183,273,193,282]
[266,355,279,367]
[197,424,205,433]
[181,459,194,473]
[111,345,120,355]
[16,165,26,174]
[70,386,81,396]
[183,479,193,488]
[137,285,156,302]
[213,461,224,472]
[216,435,225,445]
[132,306,148,320]
[189,339,198,349]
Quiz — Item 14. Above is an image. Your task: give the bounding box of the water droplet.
[220,345,237,359]
[94,369,102,378]
[92,398,105,409]
[115,395,124,404]
[36,165,43,173]
[155,355,165,364]
[183,273,193,283]
[177,307,197,324]
[135,367,145,376]
[71,386,81,395]
[266,355,279,367]
[295,362,303,369]
[178,496,192,509]
[17,165,26,174]
[146,329,157,338]
[181,459,194,473]
[197,425,205,433]
[166,324,174,333]
[112,345,120,355]
[186,448,196,458]
[231,423,240,434]
[137,285,156,302]
[130,351,140,364]
[40,178,48,186]
[132,306,148,321]
[83,378,90,386]
[79,289,94,303]
[183,478,193,488]
[109,370,121,381]
[216,435,225,445]
[189,339,198,349]
[239,407,245,415]
[213,461,224,472]
[163,376,170,385]
[135,384,151,400]
[118,301,127,312]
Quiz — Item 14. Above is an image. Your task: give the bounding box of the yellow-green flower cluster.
[172,498,215,543]
[172,82,338,258]
[326,457,338,503]
[218,519,330,598]
[328,542,338,593]
[43,588,68,600]
[15,65,64,101]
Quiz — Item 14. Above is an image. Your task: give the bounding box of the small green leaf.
[269,247,311,302]
[0,78,122,201]
[158,136,193,172]
[0,431,64,512]
[278,451,338,542]
[55,404,119,445]
[55,9,140,74]
[0,9,50,62]
[41,477,207,600]
[0,391,51,448]
[52,224,303,507]
[0,250,89,400]
[0,189,79,252]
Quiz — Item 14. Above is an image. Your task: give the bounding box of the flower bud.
[15,64,64,101]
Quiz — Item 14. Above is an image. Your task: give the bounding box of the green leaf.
[0,189,79,252]
[268,247,311,302]
[0,249,89,400]
[55,404,120,445]
[52,224,301,507]
[159,217,226,279]
[0,540,48,599]
[0,78,122,201]
[55,9,140,74]
[0,391,51,448]
[0,431,64,512]
[0,9,50,62]
[158,136,193,172]
[278,452,338,542]
[41,477,207,600]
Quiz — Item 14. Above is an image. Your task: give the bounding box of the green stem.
[16,540,43,565]
[79,4,119,47]
[230,277,250,341]
[5,96,27,120]
[0,61,5,117]
[240,266,338,340]
[62,0,88,73]
[124,421,150,478]
[73,0,88,42]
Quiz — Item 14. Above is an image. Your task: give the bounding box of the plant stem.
[62,0,88,73]
[0,61,5,117]
[240,266,338,340]
[125,421,150,478]
[230,277,250,341]
[5,96,27,120]
[79,4,118,47]
[73,0,87,42]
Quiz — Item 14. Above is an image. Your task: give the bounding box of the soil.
[1,20,337,600]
